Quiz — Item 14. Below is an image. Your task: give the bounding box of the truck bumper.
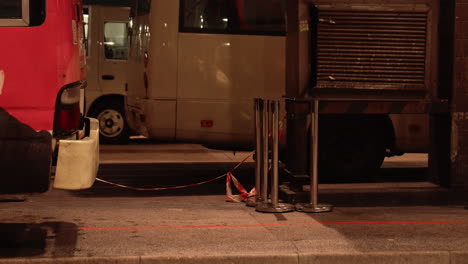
[54,118,100,190]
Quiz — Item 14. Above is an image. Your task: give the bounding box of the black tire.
[88,99,130,145]
[318,115,392,183]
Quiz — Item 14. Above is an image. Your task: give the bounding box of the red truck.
[0,0,99,194]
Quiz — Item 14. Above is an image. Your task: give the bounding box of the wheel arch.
[87,94,125,117]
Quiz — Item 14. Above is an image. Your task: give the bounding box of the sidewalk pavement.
[1,187,468,264]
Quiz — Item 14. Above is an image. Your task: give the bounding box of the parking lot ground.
[1,144,467,264]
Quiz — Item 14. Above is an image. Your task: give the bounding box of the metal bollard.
[261,100,269,204]
[270,101,280,207]
[247,99,264,207]
[295,100,333,213]
[255,99,295,213]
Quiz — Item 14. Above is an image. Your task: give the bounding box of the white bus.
[126,0,431,179]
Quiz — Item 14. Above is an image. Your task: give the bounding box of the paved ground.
[99,142,255,164]
[98,141,427,167]
[1,191,468,264]
[1,143,467,264]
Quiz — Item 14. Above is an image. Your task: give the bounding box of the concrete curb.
[141,253,298,264]
[0,256,140,264]
[299,251,450,264]
[450,251,468,264]
[1,251,467,264]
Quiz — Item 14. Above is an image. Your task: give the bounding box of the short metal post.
[296,100,333,213]
[271,101,280,207]
[247,99,263,207]
[256,100,294,213]
[261,100,269,203]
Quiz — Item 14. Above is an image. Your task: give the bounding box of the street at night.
[2,0,468,262]
[1,142,468,263]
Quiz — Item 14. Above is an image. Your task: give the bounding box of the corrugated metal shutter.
[315,7,429,91]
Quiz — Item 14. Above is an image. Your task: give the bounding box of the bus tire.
[318,114,392,182]
[88,99,129,145]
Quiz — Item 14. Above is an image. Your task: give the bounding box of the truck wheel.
[318,115,391,182]
[88,99,129,144]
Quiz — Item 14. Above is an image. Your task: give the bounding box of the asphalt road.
[3,143,468,264]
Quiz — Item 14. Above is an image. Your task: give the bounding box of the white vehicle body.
[126,0,429,155]
[84,5,131,144]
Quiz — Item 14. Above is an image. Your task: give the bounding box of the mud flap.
[0,108,52,194]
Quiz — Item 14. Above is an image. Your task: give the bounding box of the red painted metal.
[201,120,214,128]
[0,0,86,131]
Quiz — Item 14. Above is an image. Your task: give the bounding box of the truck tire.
[318,114,392,182]
[88,99,129,144]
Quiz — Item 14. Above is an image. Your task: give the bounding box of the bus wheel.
[88,99,129,144]
[318,115,391,182]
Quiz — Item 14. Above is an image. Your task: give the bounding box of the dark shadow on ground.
[71,161,427,198]
[126,138,254,152]
[318,167,428,184]
[0,222,78,258]
[71,162,256,197]
[280,167,453,207]
[127,138,174,145]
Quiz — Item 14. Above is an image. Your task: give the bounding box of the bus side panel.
[147,0,179,99]
[176,33,285,144]
[141,99,176,140]
[126,8,150,135]
[176,100,253,145]
[390,114,430,153]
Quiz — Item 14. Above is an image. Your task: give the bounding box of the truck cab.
[83,3,131,144]
[0,0,99,194]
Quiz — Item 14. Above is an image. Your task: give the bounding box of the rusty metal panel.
[314,4,431,94]
[453,1,468,111]
[450,0,468,192]
[451,113,468,188]
[318,100,447,114]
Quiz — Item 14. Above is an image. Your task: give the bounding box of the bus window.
[0,0,45,27]
[180,0,286,35]
[0,0,28,25]
[104,22,129,60]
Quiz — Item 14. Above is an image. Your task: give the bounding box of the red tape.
[95,116,285,203]
[225,172,255,203]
